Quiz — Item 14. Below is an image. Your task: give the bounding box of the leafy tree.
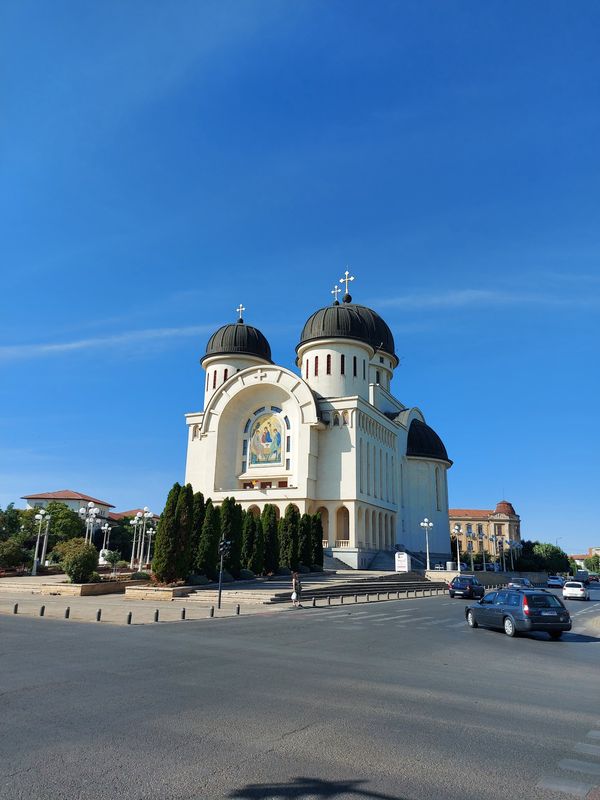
[152,483,182,583]
[532,542,570,574]
[104,550,121,578]
[174,483,194,580]
[0,538,28,569]
[196,500,221,579]
[59,538,99,584]
[278,504,300,570]
[0,503,21,542]
[310,513,324,568]
[298,513,312,567]
[190,492,206,570]
[44,502,85,545]
[106,520,134,561]
[584,555,600,572]
[240,512,255,570]
[221,497,243,578]
[261,505,279,574]
[249,516,265,576]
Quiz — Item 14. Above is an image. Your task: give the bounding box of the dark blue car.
[465,589,571,639]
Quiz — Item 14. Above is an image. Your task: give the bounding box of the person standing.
[291,571,303,608]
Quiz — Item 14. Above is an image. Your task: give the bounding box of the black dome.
[202,320,272,364]
[297,302,397,362]
[406,419,450,462]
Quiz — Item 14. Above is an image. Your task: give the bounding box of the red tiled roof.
[109,509,160,521]
[21,489,115,508]
[568,554,587,560]
[449,509,494,519]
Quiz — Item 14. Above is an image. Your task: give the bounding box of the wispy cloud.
[375,288,600,310]
[0,325,215,363]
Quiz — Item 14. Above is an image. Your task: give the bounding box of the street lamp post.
[79,502,100,545]
[129,516,141,569]
[101,522,111,551]
[479,532,487,572]
[136,508,153,568]
[420,518,433,571]
[467,534,474,572]
[498,538,506,572]
[453,524,461,573]
[40,513,51,567]
[32,509,48,576]
[145,527,156,566]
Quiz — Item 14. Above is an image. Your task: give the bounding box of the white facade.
[185,302,452,569]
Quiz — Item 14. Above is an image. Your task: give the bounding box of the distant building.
[22,489,114,520]
[448,501,521,558]
[109,509,160,524]
[569,547,600,568]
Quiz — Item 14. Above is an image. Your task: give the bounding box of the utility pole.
[217,538,231,610]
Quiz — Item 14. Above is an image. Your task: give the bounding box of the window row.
[305,355,366,379]
[359,439,396,503]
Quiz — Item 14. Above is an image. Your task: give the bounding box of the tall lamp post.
[32,509,49,576]
[144,527,156,566]
[135,508,153,568]
[479,532,487,572]
[453,524,461,573]
[40,512,51,567]
[101,522,111,552]
[498,538,506,572]
[79,502,100,545]
[420,517,433,571]
[129,516,142,569]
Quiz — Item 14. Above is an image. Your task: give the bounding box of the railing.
[334,540,350,548]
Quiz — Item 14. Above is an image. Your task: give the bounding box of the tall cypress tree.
[240,511,255,570]
[174,483,194,580]
[262,505,279,574]
[228,500,244,578]
[249,516,265,575]
[298,513,312,568]
[152,482,181,583]
[279,505,300,570]
[190,492,205,571]
[277,518,289,569]
[311,513,324,568]
[196,500,221,579]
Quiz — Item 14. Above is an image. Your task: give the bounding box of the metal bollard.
[377,592,381,601]
[65,607,70,619]
[397,591,400,599]
[236,604,240,615]
[387,592,391,600]
[341,595,344,604]
[127,611,132,625]
[209,606,214,618]
[327,595,331,605]
[312,596,316,607]
[40,605,45,617]
[154,609,159,623]
[13,603,18,614]
[181,608,186,620]
[367,594,370,602]
[96,609,102,622]
[354,594,358,603]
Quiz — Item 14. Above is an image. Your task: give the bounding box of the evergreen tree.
[249,516,265,575]
[190,492,205,570]
[174,483,194,580]
[240,512,254,570]
[279,504,300,570]
[196,500,221,579]
[298,513,313,567]
[277,518,288,568]
[311,513,324,568]
[262,505,279,574]
[152,483,181,583]
[228,500,244,578]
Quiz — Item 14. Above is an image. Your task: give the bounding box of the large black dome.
[202,320,272,364]
[297,302,397,362]
[406,419,450,462]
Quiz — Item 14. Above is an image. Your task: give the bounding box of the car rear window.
[455,578,473,586]
[527,594,563,608]
[564,582,582,588]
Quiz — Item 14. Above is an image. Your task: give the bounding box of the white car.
[562,581,590,601]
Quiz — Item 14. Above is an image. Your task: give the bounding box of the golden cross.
[339,268,355,294]
[236,304,245,321]
[331,285,341,303]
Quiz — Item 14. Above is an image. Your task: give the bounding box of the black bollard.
[341,595,344,604]
[209,605,214,618]
[127,611,132,625]
[65,607,70,619]
[181,608,186,620]
[354,594,358,603]
[377,592,381,601]
[387,592,391,600]
[13,603,18,614]
[40,605,45,617]
[312,596,316,607]
[96,609,102,622]
[236,604,240,615]
[327,596,331,605]
[397,591,400,599]
[367,594,370,602]
[154,609,159,623]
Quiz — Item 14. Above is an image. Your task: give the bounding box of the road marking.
[369,613,413,622]
[574,742,600,757]
[536,776,595,797]
[559,758,600,777]
[448,621,466,628]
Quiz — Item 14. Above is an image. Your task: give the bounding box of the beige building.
[449,501,521,559]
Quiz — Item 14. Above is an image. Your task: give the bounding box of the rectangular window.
[314,356,318,376]
[223,368,228,382]
[376,371,380,384]
[242,440,248,456]
[341,354,345,375]
[243,482,253,489]
[284,415,290,429]
[278,480,288,488]
[212,372,216,389]
[353,356,357,377]
[379,356,384,363]
[477,524,483,535]
[363,360,366,380]
[286,436,291,452]
[260,481,272,489]
[241,461,246,472]
[466,524,473,533]
[326,354,331,375]
[305,359,309,378]
[285,458,290,470]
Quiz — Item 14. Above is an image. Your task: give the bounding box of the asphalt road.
[1,588,599,800]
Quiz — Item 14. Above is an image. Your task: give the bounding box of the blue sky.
[1,1,599,552]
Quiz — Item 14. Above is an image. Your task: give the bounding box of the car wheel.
[467,610,478,628]
[449,592,454,598]
[549,631,562,640]
[503,617,516,637]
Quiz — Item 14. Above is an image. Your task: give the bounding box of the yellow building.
[449,500,521,560]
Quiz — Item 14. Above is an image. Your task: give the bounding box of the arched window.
[224,368,228,382]
[212,371,216,389]
[206,373,209,391]
[340,354,345,375]
[326,354,331,375]
[376,370,380,384]
[314,356,318,377]
[363,360,366,380]
[353,356,357,377]
[333,414,340,426]
[305,359,309,378]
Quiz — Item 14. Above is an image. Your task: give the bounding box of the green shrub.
[0,538,27,569]
[239,568,255,580]
[117,560,129,569]
[298,565,311,574]
[130,571,151,580]
[89,571,102,583]
[186,574,211,586]
[60,538,99,584]
[277,566,292,576]
[310,564,324,573]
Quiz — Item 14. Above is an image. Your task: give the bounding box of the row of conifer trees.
[152,483,324,584]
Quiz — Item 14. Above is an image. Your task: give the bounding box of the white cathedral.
[185,274,452,570]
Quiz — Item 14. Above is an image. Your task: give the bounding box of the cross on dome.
[236,303,246,323]
[331,285,341,305]
[339,268,355,302]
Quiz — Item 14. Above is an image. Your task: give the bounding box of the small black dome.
[297,302,397,362]
[202,320,272,364]
[406,419,450,462]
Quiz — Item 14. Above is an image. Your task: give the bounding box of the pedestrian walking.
[291,571,303,608]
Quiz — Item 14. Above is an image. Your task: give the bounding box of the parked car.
[563,581,590,601]
[507,577,533,589]
[588,574,599,583]
[547,575,565,588]
[448,575,485,599]
[465,589,571,639]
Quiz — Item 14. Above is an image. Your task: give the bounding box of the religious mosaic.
[249,413,283,465]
